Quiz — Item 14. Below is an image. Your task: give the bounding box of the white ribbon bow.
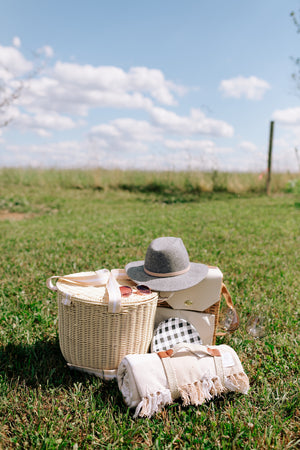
[46,268,129,313]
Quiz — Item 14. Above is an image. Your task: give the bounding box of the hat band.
[144,264,190,278]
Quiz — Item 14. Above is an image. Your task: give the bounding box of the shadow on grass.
[0,338,95,388]
[0,338,127,415]
[0,339,248,418]
[117,182,243,204]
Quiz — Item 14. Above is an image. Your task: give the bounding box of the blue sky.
[0,0,299,172]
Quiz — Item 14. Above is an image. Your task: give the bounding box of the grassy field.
[0,168,299,449]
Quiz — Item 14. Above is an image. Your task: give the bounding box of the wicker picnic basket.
[47,269,158,379]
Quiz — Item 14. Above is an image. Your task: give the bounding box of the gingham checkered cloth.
[151,317,202,352]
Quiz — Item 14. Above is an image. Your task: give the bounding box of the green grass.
[0,169,299,449]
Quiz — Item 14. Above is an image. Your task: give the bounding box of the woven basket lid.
[56,271,158,305]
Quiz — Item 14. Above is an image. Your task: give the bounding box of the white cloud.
[267,110,300,170]
[12,37,21,48]
[1,43,240,169]
[1,44,233,141]
[87,117,235,171]
[87,111,234,168]
[53,62,127,90]
[164,139,216,152]
[3,137,219,171]
[272,107,300,125]
[0,44,33,78]
[164,139,233,170]
[18,111,76,134]
[3,127,298,172]
[219,76,271,100]
[52,62,179,106]
[239,141,258,152]
[20,77,59,100]
[90,118,162,143]
[272,143,300,172]
[88,118,164,162]
[37,45,54,58]
[19,64,177,116]
[150,107,234,137]
[272,127,300,171]
[4,138,152,169]
[81,91,153,111]
[2,106,78,136]
[5,140,86,167]
[127,67,185,105]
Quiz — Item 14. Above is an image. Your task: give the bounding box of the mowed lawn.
[0,170,299,449]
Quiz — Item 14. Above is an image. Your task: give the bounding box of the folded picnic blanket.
[117,344,249,418]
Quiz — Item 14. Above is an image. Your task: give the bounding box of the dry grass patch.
[0,210,36,221]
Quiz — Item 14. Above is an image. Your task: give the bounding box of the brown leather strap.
[158,349,174,359]
[216,283,239,335]
[221,283,235,309]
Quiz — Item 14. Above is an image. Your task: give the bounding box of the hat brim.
[125,260,208,292]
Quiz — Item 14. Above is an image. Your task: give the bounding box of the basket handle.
[46,276,59,291]
[216,283,239,336]
[46,269,129,313]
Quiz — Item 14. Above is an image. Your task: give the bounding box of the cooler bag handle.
[46,269,129,313]
[216,283,239,335]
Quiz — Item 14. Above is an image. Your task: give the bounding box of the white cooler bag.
[155,266,238,345]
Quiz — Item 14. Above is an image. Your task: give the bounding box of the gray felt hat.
[125,237,208,292]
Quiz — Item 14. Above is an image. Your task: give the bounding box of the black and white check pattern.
[151,317,202,352]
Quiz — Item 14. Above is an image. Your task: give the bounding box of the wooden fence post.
[266,120,274,195]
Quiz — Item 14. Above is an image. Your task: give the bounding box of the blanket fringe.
[179,372,249,408]
[180,376,223,406]
[224,372,250,394]
[134,372,249,417]
[134,389,173,418]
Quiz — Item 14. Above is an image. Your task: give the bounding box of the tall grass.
[0,167,299,195]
